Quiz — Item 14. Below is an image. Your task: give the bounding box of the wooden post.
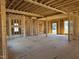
[68,13,74,41]
[22,15,26,37]
[35,20,38,35]
[34,20,38,35]
[8,15,12,37]
[46,18,48,37]
[68,13,71,41]
[58,19,61,34]
[37,20,39,35]
[0,0,7,59]
[33,20,35,35]
[30,18,33,36]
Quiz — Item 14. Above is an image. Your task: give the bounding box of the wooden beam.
[32,7,42,12]
[0,0,7,59]
[34,0,38,2]
[41,10,55,16]
[48,0,63,6]
[52,0,73,8]
[38,14,68,20]
[32,7,48,15]
[61,2,79,12]
[32,7,44,13]
[55,0,79,8]
[39,0,45,3]
[6,9,43,17]
[13,0,23,9]
[6,0,10,7]
[16,2,26,10]
[28,6,39,11]
[20,3,31,11]
[24,4,35,11]
[46,18,48,37]
[8,0,16,8]
[24,0,67,14]
[44,0,55,5]
[71,7,79,12]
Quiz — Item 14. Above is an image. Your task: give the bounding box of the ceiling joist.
[13,0,23,9]
[6,9,43,17]
[24,4,35,11]
[28,6,39,12]
[20,3,32,11]
[24,0,67,14]
[8,0,16,8]
[55,0,79,8]
[44,0,55,5]
[38,14,67,20]
[38,0,45,3]
[7,0,79,16]
[16,2,26,10]
[48,0,63,6]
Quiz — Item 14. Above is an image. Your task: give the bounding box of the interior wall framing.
[47,18,68,35]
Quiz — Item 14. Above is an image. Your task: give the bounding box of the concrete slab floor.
[8,35,79,59]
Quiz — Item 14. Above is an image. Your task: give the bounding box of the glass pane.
[14,27,19,32]
[64,21,68,34]
[14,23,18,26]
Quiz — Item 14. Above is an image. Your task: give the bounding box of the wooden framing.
[8,0,16,8]
[44,0,55,5]
[6,9,43,17]
[0,0,7,59]
[38,14,68,21]
[1,0,79,59]
[48,0,63,6]
[39,0,45,3]
[16,2,27,10]
[6,0,79,16]
[19,3,32,11]
[46,18,48,37]
[55,0,79,8]
[24,0,67,14]
[13,0,23,9]
[24,4,35,11]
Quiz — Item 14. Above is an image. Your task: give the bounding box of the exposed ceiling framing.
[6,0,79,17]
[6,9,43,17]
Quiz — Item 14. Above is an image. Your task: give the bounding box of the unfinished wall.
[48,21,52,33]
[38,21,45,34]
[25,18,30,36]
[73,15,79,39]
[7,13,46,37]
[7,14,26,37]
[7,13,69,38]
[25,18,45,36]
[60,19,64,34]
[47,18,68,35]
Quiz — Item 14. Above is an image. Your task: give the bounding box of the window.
[64,21,68,34]
[14,23,18,26]
[11,19,21,35]
[14,27,19,32]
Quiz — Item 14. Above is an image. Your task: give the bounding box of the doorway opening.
[64,20,68,34]
[52,23,57,34]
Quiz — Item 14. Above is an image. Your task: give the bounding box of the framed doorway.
[64,20,68,34]
[52,23,57,34]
